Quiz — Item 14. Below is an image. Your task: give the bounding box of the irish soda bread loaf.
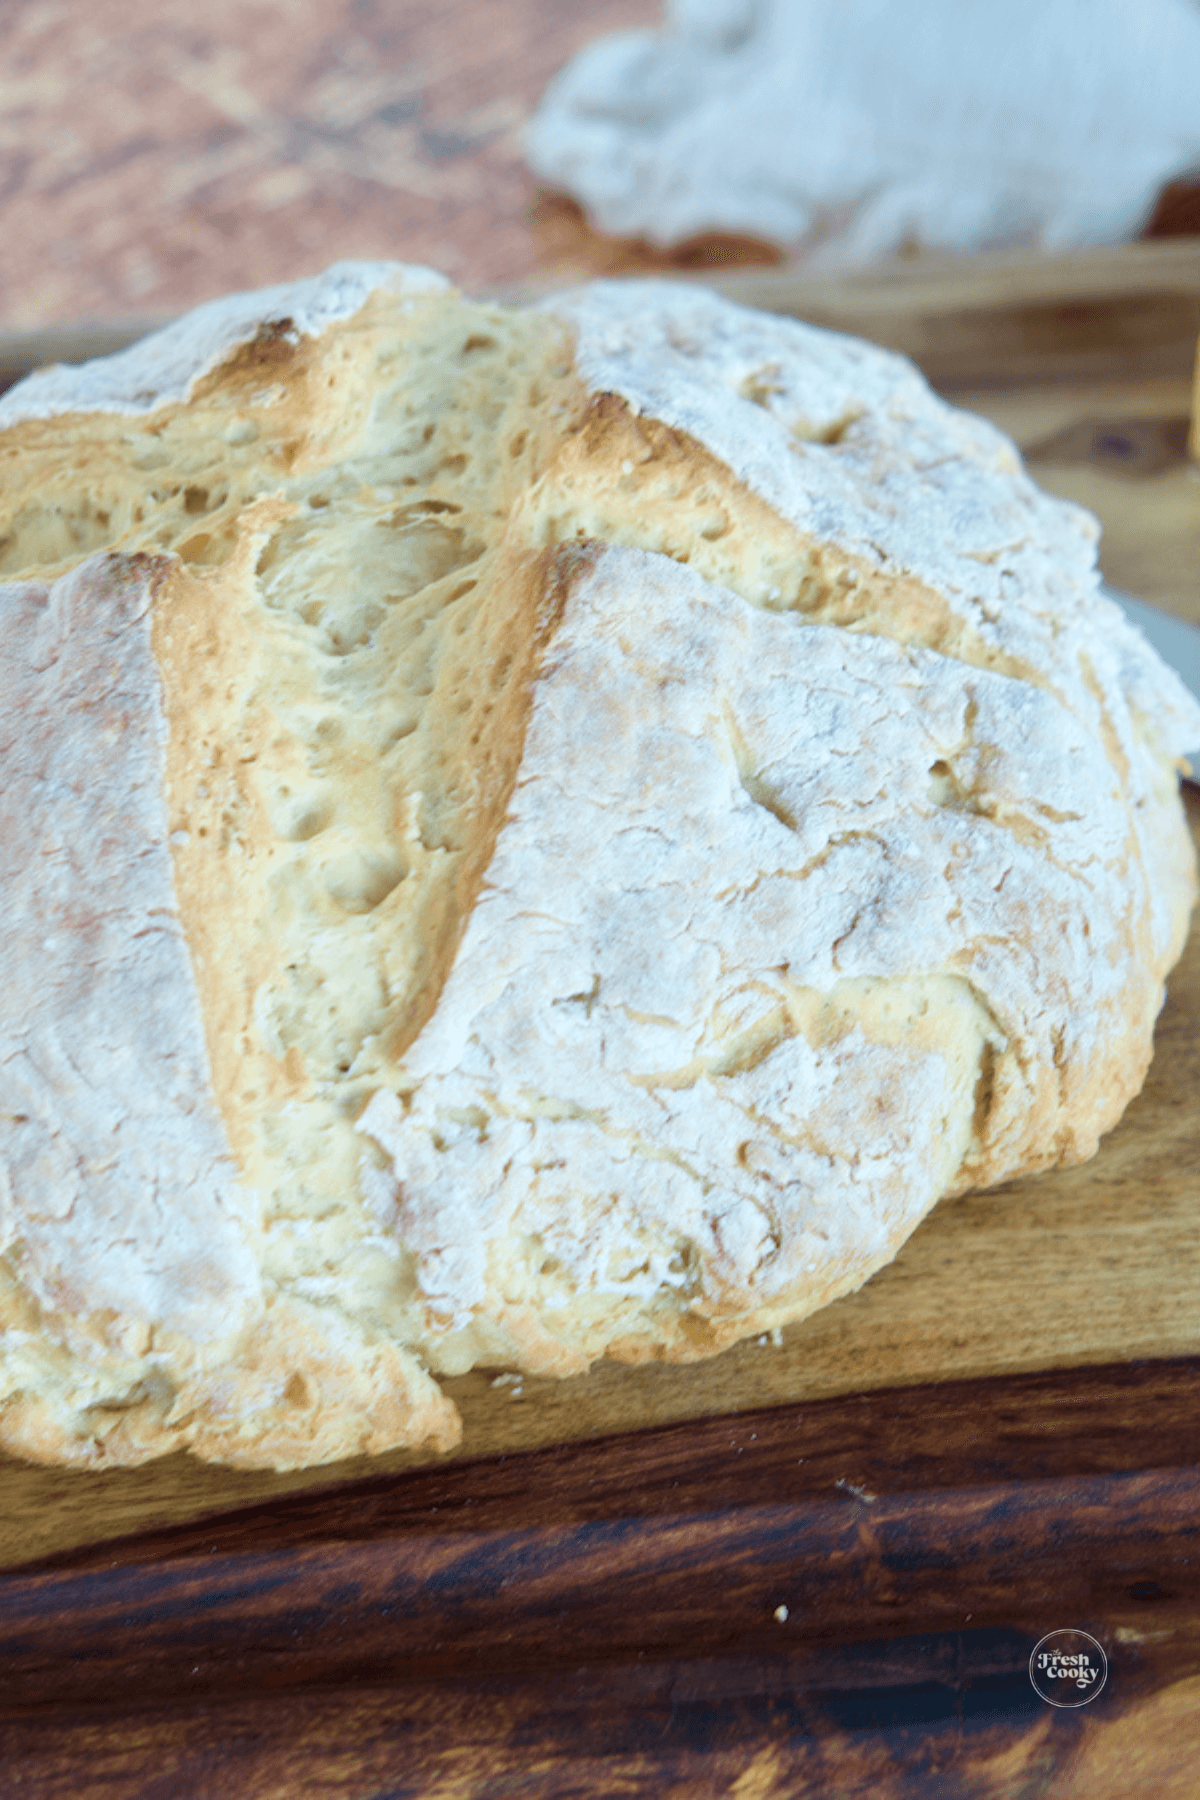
[2,263,1198,1469]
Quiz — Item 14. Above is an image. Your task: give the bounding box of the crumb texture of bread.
[0,262,1197,1467]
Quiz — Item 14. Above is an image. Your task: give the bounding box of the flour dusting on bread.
[0,262,1196,1468]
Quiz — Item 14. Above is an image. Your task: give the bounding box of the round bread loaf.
[1,263,1197,1469]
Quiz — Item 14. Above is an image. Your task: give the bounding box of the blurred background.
[0,0,671,327]
[2,0,1198,329]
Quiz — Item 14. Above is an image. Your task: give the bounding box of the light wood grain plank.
[2,235,1198,385]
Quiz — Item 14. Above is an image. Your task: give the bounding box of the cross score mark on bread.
[1,263,1197,1468]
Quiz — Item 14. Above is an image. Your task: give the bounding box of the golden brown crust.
[0,264,1197,1468]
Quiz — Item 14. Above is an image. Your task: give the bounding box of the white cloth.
[526,0,1200,265]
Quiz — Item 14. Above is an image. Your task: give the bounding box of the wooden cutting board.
[1,239,1200,1797]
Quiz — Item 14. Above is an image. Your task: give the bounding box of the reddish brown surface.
[1147,178,1200,241]
[0,0,669,328]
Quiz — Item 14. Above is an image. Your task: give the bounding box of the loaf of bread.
[2,263,1198,1469]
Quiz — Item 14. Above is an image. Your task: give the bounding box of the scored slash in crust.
[0,263,1197,1468]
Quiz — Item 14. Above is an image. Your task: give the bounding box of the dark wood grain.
[5,1359,1200,1793]
[0,1650,1117,1800]
[2,1364,1198,1702]
[14,1355,1200,1575]
[8,1654,1200,1799]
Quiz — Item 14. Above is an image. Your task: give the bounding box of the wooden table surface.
[3,5,1200,1793]
[0,0,739,331]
